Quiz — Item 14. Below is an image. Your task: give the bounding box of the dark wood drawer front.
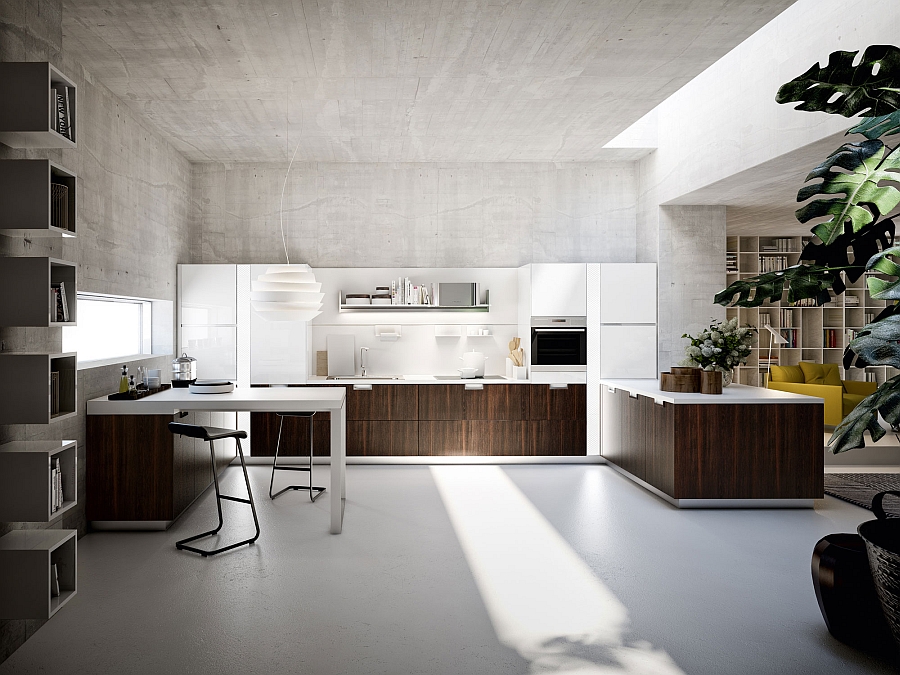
[418,421,465,455]
[348,421,418,456]
[464,385,527,420]
[347,384,389,420]
[529,420,586,456]
[250,412,332,457]
[529,384,585,420]
[464,421,528,456]
[418,385,466,420]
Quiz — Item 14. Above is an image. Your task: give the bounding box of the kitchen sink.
[433,375,506,380]
[327,376,404,380]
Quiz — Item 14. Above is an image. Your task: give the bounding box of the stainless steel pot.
[171,352,197,388]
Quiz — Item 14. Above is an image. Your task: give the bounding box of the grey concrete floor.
[0,465,896,675]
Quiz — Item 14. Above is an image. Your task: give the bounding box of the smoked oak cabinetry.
[86,412,236,526]
[601,381,822,505]
[251,383,586,457]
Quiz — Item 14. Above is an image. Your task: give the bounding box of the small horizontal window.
[62,293,173,369]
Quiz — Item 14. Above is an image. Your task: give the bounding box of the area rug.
[824,473,900,517]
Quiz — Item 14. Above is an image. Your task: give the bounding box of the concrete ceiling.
[62,0,796,163]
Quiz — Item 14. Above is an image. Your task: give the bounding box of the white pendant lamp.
[250,264,323,321]
[252,139,323,321]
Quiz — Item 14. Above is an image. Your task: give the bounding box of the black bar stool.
[168,422,260,556]
[269,412,326,502]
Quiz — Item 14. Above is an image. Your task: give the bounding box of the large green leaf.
[830,375,900,453]
[844,303,900,370]
[714,264,837,308]
[847,315,900,368]
[776,45,900,117]
[795,140,900,245]
[866,245,900,299]
[848,111,900,139]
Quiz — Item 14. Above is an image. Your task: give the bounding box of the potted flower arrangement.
[679,317,755,386]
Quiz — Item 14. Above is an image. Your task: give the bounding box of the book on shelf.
[50,371,59,415]
[50,282,69,322]
[866,312,875,324]
[758,255,788,273]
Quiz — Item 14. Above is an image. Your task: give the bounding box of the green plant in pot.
[715,44,900,454]
[679,317,755,386]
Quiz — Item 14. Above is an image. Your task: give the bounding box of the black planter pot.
[812,532,892,648]
[859,491,900,649]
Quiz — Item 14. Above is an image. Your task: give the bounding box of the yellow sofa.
[766,362,876,425]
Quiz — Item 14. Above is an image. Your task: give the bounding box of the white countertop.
[87,386,347,416]
[600,379,824,405]
[305,376,531,384]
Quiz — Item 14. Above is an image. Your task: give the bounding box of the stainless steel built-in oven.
[530,317,587,367]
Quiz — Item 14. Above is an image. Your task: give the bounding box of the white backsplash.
[309,267,524,377]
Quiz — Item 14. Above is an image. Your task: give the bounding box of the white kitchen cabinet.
[531,264,587,317]
[180,325,237,380]
[599,325,657,378]
[248,264,308,384]
[179,265,236,325]
[600,263,656,324]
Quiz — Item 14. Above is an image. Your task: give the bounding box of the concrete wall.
[635,0,900,367]
[0,1,192,663]
[190,162,636,267]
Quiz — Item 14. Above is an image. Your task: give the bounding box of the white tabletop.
[86,386,346,415]
[600,379,824,405]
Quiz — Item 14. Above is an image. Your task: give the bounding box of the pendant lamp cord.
[279,137,303,265]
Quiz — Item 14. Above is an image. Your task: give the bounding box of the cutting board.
[326,335,355,377]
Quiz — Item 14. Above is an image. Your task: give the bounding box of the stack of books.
[51,86,74,141]
[50,282,69,322]
[759,255,789,273]
[50,458,64,513]
[726,253,738,272]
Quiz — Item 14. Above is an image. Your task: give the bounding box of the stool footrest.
[273,466,312,473]
[219,495,252,505]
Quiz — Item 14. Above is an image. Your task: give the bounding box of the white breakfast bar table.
[86,387,347,533]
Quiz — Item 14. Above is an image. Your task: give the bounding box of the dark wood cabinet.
[529,384,585,420]
[87,412,235,523]
[250,411,332,457]
[464,385,528,420]
[418,421,465,456]
[418,384,466,420]
[600,385,823,500]
[251,382,586,458]
[348,421,418,456]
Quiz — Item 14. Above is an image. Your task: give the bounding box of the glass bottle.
[119,365,129,393]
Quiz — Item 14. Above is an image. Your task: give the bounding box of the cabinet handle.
[464,383,483,391]
[549,383,568,390]
[353,383,373,391]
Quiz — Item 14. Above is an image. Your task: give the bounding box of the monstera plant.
[715,44,900,453]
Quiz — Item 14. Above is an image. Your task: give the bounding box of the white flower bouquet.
[680,317,755,373]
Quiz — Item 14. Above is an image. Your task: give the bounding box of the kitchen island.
[86,387,347,533]
[600,379,823,507]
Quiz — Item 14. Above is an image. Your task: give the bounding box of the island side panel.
[86,414,174,521]
[674,403,823,499]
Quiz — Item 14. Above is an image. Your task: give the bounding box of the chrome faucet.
[360,347,369,377]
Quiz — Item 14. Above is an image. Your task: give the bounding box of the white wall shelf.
[0,257,77,326]
[0,441,77,522]
[725,235,894,386]
[339,291,490,312]
[0,352,77,424]
[0,160,76,237]
[0,529,77,619]
[0,63,76,149]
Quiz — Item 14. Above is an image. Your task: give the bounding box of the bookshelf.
[0,353,77,424]
[0,62,76,149]
[0,529,77,619]
[0,160,77,237]
[0,441,77,522]
[726,235,896,387]
[0,256,77,326]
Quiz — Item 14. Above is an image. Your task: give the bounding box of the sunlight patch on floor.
[431,466,685,675]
